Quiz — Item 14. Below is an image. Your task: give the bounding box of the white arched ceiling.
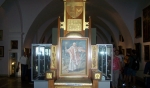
[86,0,134,48]
[39,17,58,43]
[23,0,64,47]
[18,0,53,38]
[135,0,150,18]
[26,0,139,48]
[95,25,111,43]
[2,0,149,48]
[98,17,119,46]
[36,17,57,43]
[97,31,108,44]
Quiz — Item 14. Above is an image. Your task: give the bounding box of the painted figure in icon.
[66,42,85,72]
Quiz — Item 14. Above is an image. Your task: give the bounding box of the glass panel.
[97,44,113,81]
[45,47,51,71]
[31,44,51,80]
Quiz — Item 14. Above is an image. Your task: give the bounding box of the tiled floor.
[117,81,144,88]
[0,76,33,88]
[0,76,145,88]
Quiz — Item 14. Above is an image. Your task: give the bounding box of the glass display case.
[31,44,51,80]
[97,44,113,81]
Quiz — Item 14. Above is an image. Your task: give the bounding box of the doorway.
[9,52,18,77]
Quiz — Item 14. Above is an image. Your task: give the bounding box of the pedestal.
[98,81,110,88]
[34,80,48,88]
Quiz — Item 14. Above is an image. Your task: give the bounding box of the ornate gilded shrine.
[46,0,102,88]
[31,0,113,88]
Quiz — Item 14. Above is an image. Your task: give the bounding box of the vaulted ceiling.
[1,0,150,48]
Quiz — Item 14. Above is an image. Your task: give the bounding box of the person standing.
[115,50,124,86]
[127,50,138,88]
[115,50,123,70]
[144,60,150,88]
[27,53,32,83]
[122,52,130,86]
[112,50,121,88]
[131,50,138,88]
[17,52,28,82]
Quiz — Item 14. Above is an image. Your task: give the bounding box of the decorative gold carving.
[53,70,55,78]
[95,73,100,79]
[91,45,98,69]
[51,45,57,69]
[66,2,83,18]
[46,73,52,79]
[85,22,89,29]
[67,19,82,31]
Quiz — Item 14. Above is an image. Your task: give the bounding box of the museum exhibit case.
[31,44,51,80]
[97,44,113,81]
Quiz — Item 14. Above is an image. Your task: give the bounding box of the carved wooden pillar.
[48,80,54,88]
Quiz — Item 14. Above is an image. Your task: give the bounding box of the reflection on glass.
[98,44,113,81]
[32,44,51,80]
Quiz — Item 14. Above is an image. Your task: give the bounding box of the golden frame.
[11,40,18,49]
[143,5,150,42]
[58,37,89,78]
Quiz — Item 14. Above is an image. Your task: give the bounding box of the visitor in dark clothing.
[144,60,150,88]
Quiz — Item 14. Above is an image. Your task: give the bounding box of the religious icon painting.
[59,37,89,78]
[11,40,18,49]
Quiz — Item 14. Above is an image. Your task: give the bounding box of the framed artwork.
[143,5,150,42]
[144,45,150,61]
[59,37,88,78]
[0,46,4,57]
[126,48,132,55]
[119,35,124,42]
[0,30,3,41]
[134,17,142,38]
[135,43,141,61]
[11,40,18,49]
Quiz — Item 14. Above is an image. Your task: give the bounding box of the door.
[9,52,18,77]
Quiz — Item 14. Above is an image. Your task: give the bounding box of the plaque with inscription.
[67,19,82,31]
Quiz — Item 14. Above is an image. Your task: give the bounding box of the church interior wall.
[0,0,149,79]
